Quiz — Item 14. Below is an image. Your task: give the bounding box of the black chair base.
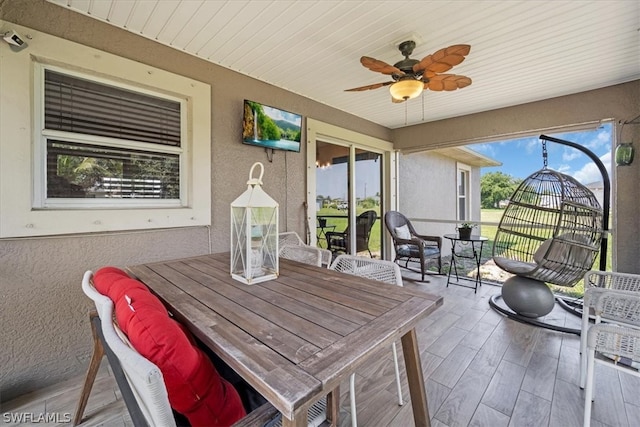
[489,294,581,335]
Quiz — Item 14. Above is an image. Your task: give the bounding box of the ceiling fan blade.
[344,81,393,92]
[361,56,405,76]
[425,74,472,91]
[413,44,471,74]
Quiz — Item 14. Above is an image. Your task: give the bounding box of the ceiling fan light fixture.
[390,79,423,101]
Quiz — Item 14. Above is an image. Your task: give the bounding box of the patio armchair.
[325,210,377,257]
[279,231,332,267]
[580,270,640,388]
[279,244,324,267]
[329,254,404,427]
[76,271,176,427]
[579,283,640,427]
[384,210,442,282]
[278,231,306,247]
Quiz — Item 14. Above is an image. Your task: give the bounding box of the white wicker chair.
[279,231,332,267]
[329,255,404,427]
[584,270,640,293]
[580,271,640,386]
[278,231,305,247]
[77,271,176,427]
[279,244,323,267]
[579,282,640,427]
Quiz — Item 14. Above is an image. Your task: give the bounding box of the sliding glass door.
[306,118,395,261]
[315,141,383,257]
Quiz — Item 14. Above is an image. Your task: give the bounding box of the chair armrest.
[414,234,442,248]
[325,231,346,239]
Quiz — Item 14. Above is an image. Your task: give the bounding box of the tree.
[481,172,521,208]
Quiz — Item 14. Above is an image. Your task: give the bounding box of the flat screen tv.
[242,100,302,152]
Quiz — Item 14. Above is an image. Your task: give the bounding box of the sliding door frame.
[306,118,397,259]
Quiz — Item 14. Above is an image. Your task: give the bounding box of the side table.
[443,233,488,293]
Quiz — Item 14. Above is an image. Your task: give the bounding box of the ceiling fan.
[345,40,472,103]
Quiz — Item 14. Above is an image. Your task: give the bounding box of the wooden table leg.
[281,410,308,427]
[326,386,340,426]
[401,328,431,427]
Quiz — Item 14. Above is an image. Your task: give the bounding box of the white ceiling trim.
[46,0,640,129]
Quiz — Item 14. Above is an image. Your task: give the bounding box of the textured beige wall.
[0,0,390,401]
[393,81,640,274]
[0,229,210,401]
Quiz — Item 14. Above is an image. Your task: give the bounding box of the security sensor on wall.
[2,30,29,52]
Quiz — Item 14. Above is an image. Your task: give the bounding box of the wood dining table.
[127,252,443,427]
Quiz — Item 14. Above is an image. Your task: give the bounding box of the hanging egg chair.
[493,168,603,287]
[491,136,606,326]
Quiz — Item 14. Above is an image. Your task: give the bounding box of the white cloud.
[572,152,612,184]
[557,164,572,174]
[524,139,539,154]
[584,129,611,151]
[471,143,495,156]
[562,148,581,162]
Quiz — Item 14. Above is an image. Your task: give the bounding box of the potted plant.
[457,222,476,239]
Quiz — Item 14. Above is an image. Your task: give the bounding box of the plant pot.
[458,227,472,239]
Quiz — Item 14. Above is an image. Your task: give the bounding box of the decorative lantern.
[230,162,279,284]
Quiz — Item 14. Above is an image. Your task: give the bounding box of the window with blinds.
[41,69,183,203]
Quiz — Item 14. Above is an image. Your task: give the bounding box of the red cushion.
[94,267,148,304]
[93,267,246,426]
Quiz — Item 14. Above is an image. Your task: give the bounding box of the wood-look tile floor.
[3,272,640,427]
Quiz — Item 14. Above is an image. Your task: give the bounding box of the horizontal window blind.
[44,70,181,146]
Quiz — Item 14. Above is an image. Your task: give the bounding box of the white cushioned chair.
[75,271,176,427]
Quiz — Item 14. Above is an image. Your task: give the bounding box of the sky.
[317,160,380,201]
[316,122,614,200]
[262,105,301,126]
[471,122,613,185]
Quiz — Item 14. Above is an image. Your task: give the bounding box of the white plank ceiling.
[46,0,640,129]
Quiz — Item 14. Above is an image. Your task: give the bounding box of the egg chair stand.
[489,135,610,335]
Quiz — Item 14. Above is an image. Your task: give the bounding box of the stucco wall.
[398,151,482,255]
[0,0,390,401]
[0,228,209,401]
[392,81,640,274]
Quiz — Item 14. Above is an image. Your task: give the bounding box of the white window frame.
[34,64,188,209]
[0,23,211,238]
[457,163,471,221]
